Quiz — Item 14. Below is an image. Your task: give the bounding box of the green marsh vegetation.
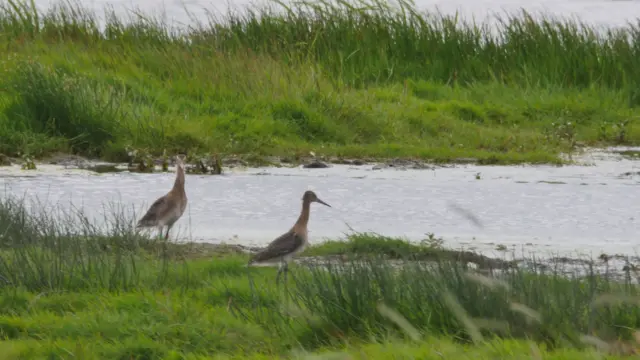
[1,0,640,165]
[0,195,640,358]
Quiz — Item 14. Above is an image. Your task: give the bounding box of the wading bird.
[248,190,331,284]
[136,154,188,240]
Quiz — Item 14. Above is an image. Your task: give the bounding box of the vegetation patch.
[306,232,516,269]
[0,195,638,358]
[0,0,639,165]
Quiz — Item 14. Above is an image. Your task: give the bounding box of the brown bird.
[248,190,331,284]
[136,154,188,240]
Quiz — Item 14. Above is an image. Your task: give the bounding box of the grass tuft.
[0,195,173,291]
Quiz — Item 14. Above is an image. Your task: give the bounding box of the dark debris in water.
[86,164,125,173]
[537,180,567,185]
[619,171,640,178]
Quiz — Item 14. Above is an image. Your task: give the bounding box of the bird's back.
[249,229,306,264]
[137,190,186,227]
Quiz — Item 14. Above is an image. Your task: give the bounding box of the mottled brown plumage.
[136,154,188,240]
[249,190,331,283]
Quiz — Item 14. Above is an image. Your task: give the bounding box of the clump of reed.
[2,0,640,90]
[3,61,126,156]
[238,254,640,354]
[0,195,175,291]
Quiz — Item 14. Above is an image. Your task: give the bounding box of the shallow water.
[33,0,640,30]
[1,148,640,259]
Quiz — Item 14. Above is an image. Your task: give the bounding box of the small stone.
[303,161,329,169]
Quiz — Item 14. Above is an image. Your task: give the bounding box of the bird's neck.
[295,200,311,228]
[172,165,185,193]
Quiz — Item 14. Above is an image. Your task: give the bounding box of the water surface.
[1,148,639,259]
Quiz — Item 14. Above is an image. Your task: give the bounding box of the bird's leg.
[247,266,258,309]
[156,226,164,239]
[275,262,285,285]
[281,262,291,296]
[289,263,299,283]
[282,262,289,284]
[164,224,173,240]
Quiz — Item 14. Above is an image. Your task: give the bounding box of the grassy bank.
[1,196,640,358]
[0,0,640,165]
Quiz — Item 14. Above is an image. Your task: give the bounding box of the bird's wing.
[136,194,171,227]
[250,231,304,263]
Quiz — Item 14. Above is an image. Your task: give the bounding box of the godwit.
[248,190,331,284]
[136,154,188,240]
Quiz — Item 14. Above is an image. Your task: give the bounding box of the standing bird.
[136,154,188,240]
[248,190,331,284]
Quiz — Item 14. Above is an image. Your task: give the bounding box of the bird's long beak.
[315,198,331,207]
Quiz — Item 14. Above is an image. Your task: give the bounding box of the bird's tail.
[136,219,153,229]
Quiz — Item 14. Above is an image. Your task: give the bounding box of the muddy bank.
[0,152,538,175]
[161,241,640,281]
[4,146,639,175]
[154,241,515,269]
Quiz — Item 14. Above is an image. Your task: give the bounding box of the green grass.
[306,232,516,269]
[1,196,640,358]
[0,0,640,165]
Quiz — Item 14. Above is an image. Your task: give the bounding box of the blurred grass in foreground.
[0,195,639,358]
[0,0,639,164]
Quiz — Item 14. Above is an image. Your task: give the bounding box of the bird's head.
[302,190,331,207]
[175,154,187,168]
